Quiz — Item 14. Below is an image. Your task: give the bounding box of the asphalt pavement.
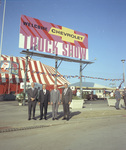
[0,100,126,150]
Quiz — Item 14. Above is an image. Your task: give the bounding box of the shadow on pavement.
[35,111,81,120]
[70,111,81,119]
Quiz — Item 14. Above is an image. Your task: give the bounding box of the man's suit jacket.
[123,90,126,99]
[115,90,121,100]
[62,87,72,104]
[27,88,38,103]
[38,89,50,104]
[50,90,60,103]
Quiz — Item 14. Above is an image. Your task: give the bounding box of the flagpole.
[0,0,6,68]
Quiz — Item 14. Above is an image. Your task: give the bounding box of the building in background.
[70,82,115,99]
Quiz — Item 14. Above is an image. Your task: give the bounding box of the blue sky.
[0,0,126,87]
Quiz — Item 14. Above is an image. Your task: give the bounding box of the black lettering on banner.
[34,24,37,28]
[80,36,82,40]
[52,29,55,33]
[23,21,47,31]
[60,31,63,35]
[23,22,28,26]
[64,32,67,36]
[67,33,71,37]
[71,34,75,38]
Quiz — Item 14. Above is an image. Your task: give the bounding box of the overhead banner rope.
[0,68,123,82]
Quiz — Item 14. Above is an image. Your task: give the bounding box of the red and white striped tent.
[0,55,70,94]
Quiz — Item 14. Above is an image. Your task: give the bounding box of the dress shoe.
[52,118,55,120]
[66,118,69,121]
[116,108,121,110]
[44,117,47,120]
[55,118,58,120]
[62,117,66,120]
[39,118,42,120]
[32,118,37,120]
[28,118,31,120]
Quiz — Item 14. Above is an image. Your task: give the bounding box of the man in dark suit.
[38,84,50,120]
[122,87,126,109]
[27,82,38,120]
[62,83,72,121]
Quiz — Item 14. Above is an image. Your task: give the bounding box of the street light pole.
[121,59,126,87]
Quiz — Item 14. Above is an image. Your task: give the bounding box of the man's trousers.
[52,103,58,118]
[115,99,120,109]
[40,103,48,119]
[63,103,70,119]
[28,101,36,119]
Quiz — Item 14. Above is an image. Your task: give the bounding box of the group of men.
[115,87,126,110]
[27,82,72,121]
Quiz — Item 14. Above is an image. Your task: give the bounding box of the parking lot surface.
[0,100,126,150]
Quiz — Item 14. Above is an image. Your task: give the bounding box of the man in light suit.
[38,84,50,120]
[27,82,38,120]
[50,84,60,120]
[62,83,72,121]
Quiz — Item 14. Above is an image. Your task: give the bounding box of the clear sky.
[0,0,126,88]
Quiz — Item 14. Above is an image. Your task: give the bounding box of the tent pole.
[23,49,29,106]
[8,78,10,94]
[16,75,18,94]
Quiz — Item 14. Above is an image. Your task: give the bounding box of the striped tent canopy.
[0,55,70,94]
[0,54,70,85]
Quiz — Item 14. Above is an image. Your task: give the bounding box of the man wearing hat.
[115,87,121,110]
[123,87,126,109]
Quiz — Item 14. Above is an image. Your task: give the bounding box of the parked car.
[86,94,98,100]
